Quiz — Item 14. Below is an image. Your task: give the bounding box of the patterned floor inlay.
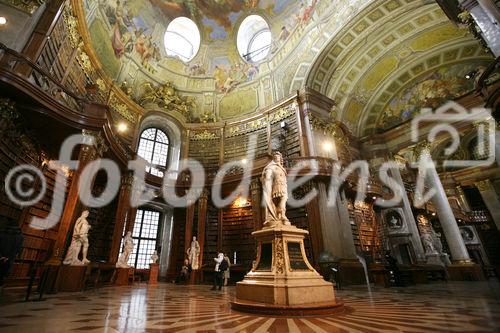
[0,281,499,332]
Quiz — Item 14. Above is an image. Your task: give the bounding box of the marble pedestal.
[58,265,89,292]
[231,225,342,315]
[115,267,134,285]
[149,263,159,285]
[426,253,452,267]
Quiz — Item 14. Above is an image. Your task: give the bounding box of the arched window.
[164,17,200,62]
[237,15,272,63]
[137,128,169,177]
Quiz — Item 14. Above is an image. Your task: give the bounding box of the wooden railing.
[0,42,93,113]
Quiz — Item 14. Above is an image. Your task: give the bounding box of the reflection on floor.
[1,281,499,332]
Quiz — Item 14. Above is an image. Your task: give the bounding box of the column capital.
[412,140,432,161]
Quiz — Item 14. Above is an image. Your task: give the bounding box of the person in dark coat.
[0,218,24,288]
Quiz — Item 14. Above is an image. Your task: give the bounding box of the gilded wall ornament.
[138,82,196,120]
[274,238,285,275]
[191,130,218,141]
[108,92,136,122]
[475,179,492,192]
[309,115,349,145]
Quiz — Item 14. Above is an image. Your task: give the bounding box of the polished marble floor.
[1,281,500,332]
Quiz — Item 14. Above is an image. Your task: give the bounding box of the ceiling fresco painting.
[378,61,491,130]
[78,0,490,128]
[88,0,321,83]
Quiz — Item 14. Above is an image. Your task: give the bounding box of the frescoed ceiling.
[75,0,491,128]
[304,0,494,136]
[77,0,373,121]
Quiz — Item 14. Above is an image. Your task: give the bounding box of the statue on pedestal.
[63,210,91,266]
[261,151,291,228]
[421,232,437,254]
[116,231,134,268]
[151,250,159,264]
[187,236,200,270]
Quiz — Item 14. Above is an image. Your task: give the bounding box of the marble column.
[108,173,134,263]
[390,161,426,263]
[317,182,342,257]
[417,148,471,263]
[159,210,174,278]
[475,179,500,231]
[460,0,500,56]
[337,191,358,260]
[316,183,357,260]
[196,189,208,267]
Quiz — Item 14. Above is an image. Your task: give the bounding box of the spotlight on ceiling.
[372,196,377,200]
[322,141,333,152]
[117,122,128,133]
[465,70,477,80]
[0,17,7,26]
[241,158,247,165]
[431,212,436,216]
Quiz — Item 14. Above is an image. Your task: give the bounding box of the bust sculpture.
[116,231,134,268]
[261,151,291,227]
[63,210,91,266]
[187,236,201,270]
[151,250,159,264]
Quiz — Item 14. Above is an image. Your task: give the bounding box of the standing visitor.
[223,254,231,286]
[211,253,225,291]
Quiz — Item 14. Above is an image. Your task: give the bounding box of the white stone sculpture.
[187,236,201,270]
[421,232,437,254]
[63,210,91,266]
[261,151,290,227]
[151,250,159,264]
[116,231,134,268]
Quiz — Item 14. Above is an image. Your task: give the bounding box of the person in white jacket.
[211,253,225,290]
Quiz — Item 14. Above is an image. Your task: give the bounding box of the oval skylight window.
[164,17,200,62]
[237,15,272,63]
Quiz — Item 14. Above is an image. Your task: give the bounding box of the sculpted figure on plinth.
[116,231,134,268]
[261,151,291,228]
[187,236,201,270]
[63,210,91,266]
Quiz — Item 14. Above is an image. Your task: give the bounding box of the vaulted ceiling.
[304,0,493,136]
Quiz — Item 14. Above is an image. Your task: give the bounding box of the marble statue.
[151,250,159,264]
[430,229,444,253]
[187,236,201,270]
[261,151,290,227]
[116,231,134,268]
[421,232,437,254]
[63,210,91,266]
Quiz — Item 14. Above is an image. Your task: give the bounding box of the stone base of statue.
[58,265,90,292]
[231,224,343,316]
[149,263,159,285]
[115,267,134,285]
[425,253,452,267]
[447,262,485,281]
